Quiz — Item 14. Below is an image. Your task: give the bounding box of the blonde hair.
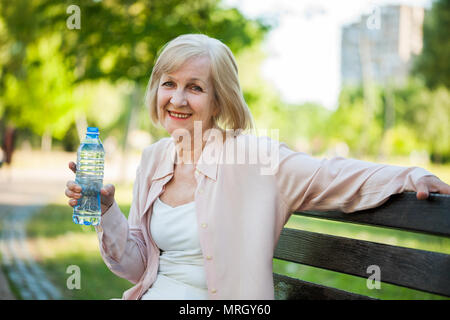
[145,34,254,131]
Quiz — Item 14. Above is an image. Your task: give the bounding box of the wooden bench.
[273,192,450,299]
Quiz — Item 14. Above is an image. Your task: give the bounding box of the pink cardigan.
[94,133,433,300]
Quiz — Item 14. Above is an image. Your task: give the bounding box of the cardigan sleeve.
[94,165,148,284]
[274,141,435,217]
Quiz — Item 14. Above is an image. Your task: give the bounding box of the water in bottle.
[73,127,105,226]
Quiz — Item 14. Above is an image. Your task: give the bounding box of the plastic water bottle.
[73,127,105,226]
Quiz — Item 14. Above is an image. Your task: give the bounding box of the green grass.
[26,203,133,300]
[22,180,135,300]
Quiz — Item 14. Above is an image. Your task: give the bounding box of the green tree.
[1,35,85,150]
[0,0,270,149]
[325,85,385,157]
[30,0,270,86]
[412,0,450,89]
[326,80,450,163]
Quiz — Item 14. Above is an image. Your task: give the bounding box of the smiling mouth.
[167,110,193,119]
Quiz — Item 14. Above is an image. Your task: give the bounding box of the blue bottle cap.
[87,127,99,134]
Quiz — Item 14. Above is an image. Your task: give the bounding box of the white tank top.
[141,197,208,300]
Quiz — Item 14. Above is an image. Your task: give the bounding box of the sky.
[223,0,432,109]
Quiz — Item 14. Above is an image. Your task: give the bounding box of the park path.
[0,150,139,300]
[0,165,66,300]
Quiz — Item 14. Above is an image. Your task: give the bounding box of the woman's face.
[157,55,218,138]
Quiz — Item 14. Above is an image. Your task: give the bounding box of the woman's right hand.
[65,161,116,215]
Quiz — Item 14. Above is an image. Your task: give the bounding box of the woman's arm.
[95,166,148,284]
[275,142,449,215]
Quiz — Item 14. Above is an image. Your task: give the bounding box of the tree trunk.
[119,85,141,183]
[75,111,88,142]
[41,128,52,152]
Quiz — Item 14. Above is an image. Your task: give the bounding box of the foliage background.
[1,0,449,162]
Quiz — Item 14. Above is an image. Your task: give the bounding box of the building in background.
[341,5,425,86]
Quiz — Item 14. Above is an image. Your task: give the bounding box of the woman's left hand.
[415,175,450,200]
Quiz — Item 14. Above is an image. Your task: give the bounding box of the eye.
[162,81,174,87]
[191,85,203,92]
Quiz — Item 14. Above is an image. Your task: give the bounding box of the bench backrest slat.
[274,228,450,297]
[295,192,450,237]
[273,273,376,300]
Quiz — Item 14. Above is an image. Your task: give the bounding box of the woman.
[65,34,450,300]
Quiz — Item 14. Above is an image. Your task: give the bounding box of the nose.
[170,89,187,107]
